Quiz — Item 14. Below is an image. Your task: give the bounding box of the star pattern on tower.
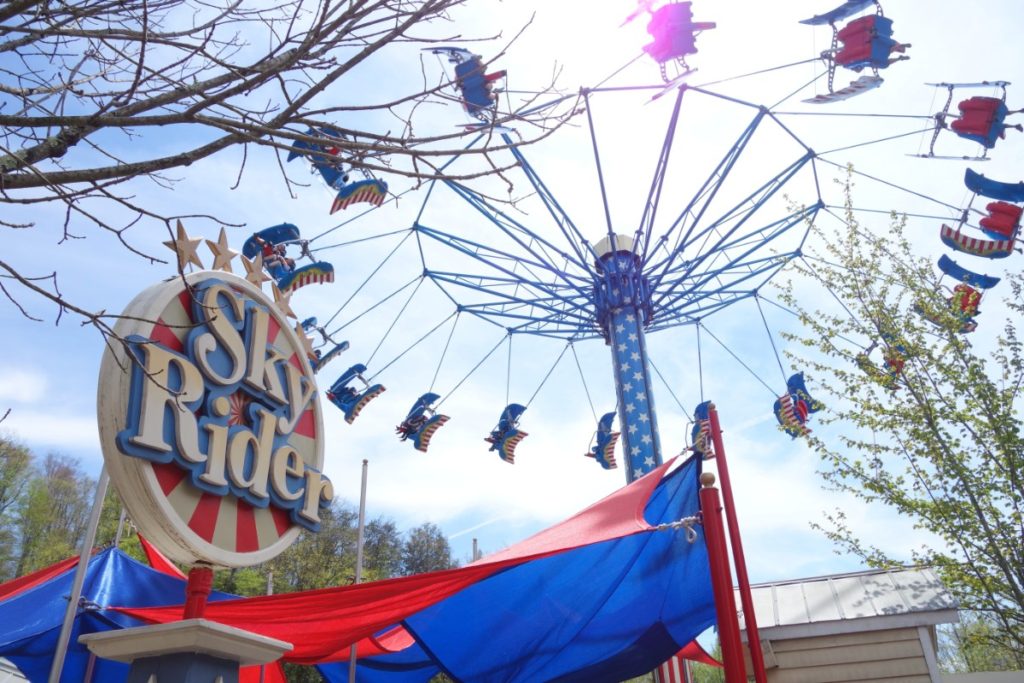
[610,311,658,481]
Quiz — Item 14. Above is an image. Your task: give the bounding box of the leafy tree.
[939,613,1023,673]
[13,453,94,575]
[0,435,32,579]
[401,522,454,575]
[267,501,359,592]
[691,641,724,683]
[780,183,1024,663]
[0,0,568,333]
[362,517,404,581]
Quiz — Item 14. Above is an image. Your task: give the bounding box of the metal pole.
[472,538,479,562]
[707,403,768,683]
[113,507,126,548]
[347,459,369,683]
[49,467,109,683]
[698,472,747,683]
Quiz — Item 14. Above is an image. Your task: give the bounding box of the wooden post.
[699,472,747,683]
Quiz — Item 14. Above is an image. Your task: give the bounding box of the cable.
[365,277,425,367]
[648,356,687,413]
[696,323,705,402]
[570,342,599,424]
[816,126,935,156]
[327,276,419,338]
[755,295,788,384]
[366,312,456,383]
[817,157,962,212]
[696,57,822,89]
[699,323,778,397]
[311,227,412,254]
[429,312,461,393]
[322,229,414,330]
[435,334,508,410]
[505,333,512,407]
[525,341,571,408]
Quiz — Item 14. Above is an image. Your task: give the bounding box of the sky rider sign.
[98,271,331,568]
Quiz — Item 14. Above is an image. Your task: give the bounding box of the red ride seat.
[979,201,1023,237]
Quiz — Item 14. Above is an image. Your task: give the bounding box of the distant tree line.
[0,433,457,591]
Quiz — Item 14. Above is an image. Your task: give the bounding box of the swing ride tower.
[320,84,826,485]
[594,234,663,480]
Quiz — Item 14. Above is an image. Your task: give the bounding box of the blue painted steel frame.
[404,84,823,481]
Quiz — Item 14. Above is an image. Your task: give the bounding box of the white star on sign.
[639,414,649,423]
[633,371,643,381]
[635,393,646,403]
[631,351,640,361]
[641,434,652,444]
[618,343,627,352]
[631,446,641,455]
[623,382,633,392]
[626,313,635,322]
[634,468,644,479]
[628,332,638,342]
[629,424,638,434]
[645,455,655,467]
[625,403,635,413]
[616,323,625,333]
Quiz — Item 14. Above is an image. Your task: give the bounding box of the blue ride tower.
[594,234,661,482]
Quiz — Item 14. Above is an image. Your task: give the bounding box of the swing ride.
[9,3,1024,683]
[916,81,1024,159]
[799,0,909,104]
[286,61,832,471]
[231,0,1022,482]
[286,126,389,214]
[241,223,335,294]
[426,47,508,126]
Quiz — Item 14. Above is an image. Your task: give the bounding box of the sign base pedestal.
[80,618,292,683]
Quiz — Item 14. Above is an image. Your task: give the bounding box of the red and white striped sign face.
[98,271,330,568]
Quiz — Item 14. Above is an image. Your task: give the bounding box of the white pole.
[113,507,127,548]
[49,466,109,683]
[347,459,369,683]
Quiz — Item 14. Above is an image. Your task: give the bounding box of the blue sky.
[2,0,1023,581]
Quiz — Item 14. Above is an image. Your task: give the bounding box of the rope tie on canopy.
[651,514,701,543]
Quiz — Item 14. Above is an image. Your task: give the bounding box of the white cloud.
[0,368,49,404]
[2,409,100,454]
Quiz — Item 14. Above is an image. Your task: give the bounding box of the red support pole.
[699,473,747,683]
[183,565,214,619]
[707,403,768,683]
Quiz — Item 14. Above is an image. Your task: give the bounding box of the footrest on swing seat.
[345,385,387,424]
[414,414,450,452]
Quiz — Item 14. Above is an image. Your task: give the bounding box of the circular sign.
[97,271,332,568]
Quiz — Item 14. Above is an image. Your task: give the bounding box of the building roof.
[738,566,960,640]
